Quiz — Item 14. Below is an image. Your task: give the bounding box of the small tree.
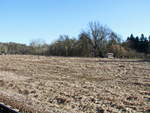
[30,39,45,58]
[78,32,93,57]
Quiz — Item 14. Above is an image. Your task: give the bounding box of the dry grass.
[0,55,150,113]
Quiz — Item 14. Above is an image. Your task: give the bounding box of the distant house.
[107,53,114,58]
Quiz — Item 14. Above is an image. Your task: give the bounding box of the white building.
[107,53,114,58]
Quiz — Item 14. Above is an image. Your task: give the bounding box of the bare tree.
[88,21,111,57]
[30,39,46,58]
[109,32,121,44]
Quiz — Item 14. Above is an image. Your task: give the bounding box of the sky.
[0,0,150,44]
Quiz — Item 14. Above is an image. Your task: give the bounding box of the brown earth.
[0,55,150,113]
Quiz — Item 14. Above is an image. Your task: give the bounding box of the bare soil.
[0,55,150,113]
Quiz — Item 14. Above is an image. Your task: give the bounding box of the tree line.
[0,22,150,58]
[124,34,150,54]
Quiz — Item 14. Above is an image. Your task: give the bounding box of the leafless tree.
[30,39,46,58]
[88,21,111,56]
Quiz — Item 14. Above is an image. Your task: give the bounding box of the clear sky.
[0,0,150,44]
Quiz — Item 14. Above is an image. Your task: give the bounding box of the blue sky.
[0,0,150,44]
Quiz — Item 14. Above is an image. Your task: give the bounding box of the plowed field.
[0,55,150,113]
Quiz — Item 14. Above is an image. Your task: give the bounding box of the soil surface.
[0,55,150,113]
